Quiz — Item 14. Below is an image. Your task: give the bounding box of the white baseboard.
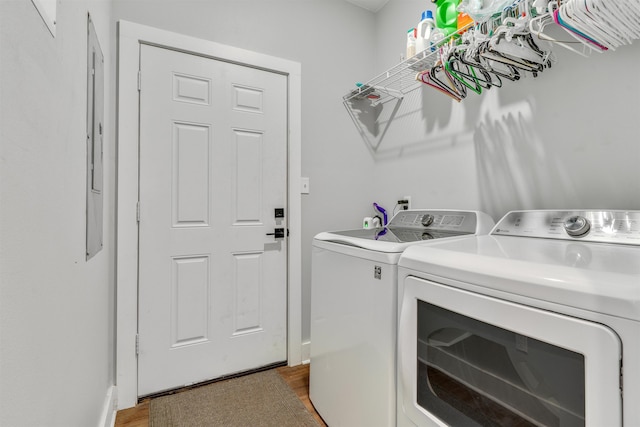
[301,340,311,364]
[98,385,118,427]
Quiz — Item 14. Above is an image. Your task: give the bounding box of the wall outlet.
[404,196,411,210]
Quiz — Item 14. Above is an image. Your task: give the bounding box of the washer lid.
[314,227,470,253]
[313,209,495,253]
[399,234,640,320]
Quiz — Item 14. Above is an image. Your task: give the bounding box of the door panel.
[233,129,264,222]
[138,45,288,396]
[173,122,210,226]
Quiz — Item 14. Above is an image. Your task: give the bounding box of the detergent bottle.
[415,10,435,54]
[406,28,416,59]
[457,11,474,31]
[432,0,459,38]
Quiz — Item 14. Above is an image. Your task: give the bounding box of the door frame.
[115,20,302,409]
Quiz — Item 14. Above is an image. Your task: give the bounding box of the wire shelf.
[343,23,475,107]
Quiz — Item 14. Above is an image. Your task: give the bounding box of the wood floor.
[114,364,327,427]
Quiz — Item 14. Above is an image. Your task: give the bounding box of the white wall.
[0,1,115,426]
[370,0,640,221]
[112,0,379,345]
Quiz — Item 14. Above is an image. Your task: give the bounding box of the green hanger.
[445,58,482,95]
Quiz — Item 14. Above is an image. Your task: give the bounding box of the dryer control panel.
[389,210,478,233]
[492,210,640,245]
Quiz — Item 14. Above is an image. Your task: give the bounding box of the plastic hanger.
[416,0,640,104]
[554,7,608,51]
[529,11,592,57]
[455,47,504,88]
[560,1,618,48]
[481,43,541,76]
[457,33,506,87]
[445,58,483,94]
[416,68,464,102]
[586,0,639,44]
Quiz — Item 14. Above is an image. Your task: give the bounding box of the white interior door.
[137,44,288,396]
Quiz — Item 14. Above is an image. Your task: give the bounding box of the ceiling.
[344,0,390,12]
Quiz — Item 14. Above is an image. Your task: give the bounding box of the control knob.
[563,215,591,237]
[421,214,434,227]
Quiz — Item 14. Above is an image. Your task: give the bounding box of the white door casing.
[116,21,302,408]
[137,45,288,396]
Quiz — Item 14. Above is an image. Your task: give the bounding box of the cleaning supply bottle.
[373,203,388,226]
[432,0,459,38]
[415,10,435,54]
[457,11,474,32]
[406,28,416,59]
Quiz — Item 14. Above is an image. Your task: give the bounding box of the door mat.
[149,369,321,427]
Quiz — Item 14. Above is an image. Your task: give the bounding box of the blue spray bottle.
[373,203,388,227]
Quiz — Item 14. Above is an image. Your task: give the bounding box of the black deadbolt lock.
[275,208,285,218]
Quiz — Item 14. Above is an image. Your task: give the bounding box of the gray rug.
[149,369,321,427]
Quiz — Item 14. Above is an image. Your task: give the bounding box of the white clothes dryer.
[397,210,640,427]
[310,209,494,427]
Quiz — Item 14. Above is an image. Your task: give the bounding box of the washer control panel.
[492,210,640,245]
[389,210,478,234]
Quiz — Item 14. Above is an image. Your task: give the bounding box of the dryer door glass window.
[417,301,585,427]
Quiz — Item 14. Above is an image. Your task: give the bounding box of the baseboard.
[301,340,311,364]
[98,385,118,427]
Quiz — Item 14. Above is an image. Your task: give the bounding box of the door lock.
[266,228,286,238]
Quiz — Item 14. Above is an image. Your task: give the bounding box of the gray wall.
[0,1,115,426]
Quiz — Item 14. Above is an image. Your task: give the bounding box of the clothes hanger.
[456,46,504,88]
[528,11,592,57]
[560,0,619,49]
[445,56,483,95]
[585,0,639,45]
[482,41,543,77]
[416,68,464,102]
[416,47,466,101]
[477,41,522,80]
[434,45,469,97]
[456,29,506,87]
[586,0,634,44]
[432,62,468,99]
[450,41,505,90]
[479,55,522,81]
[483,11,550,77]
[416,0,640,104]
[553,6,608,51]
[490,33,549,67]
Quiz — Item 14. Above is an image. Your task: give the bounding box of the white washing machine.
[310,209,495,427]
[397,210,640,427]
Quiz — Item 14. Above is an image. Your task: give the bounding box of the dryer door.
[398,276,622,427]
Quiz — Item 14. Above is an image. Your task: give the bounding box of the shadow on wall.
[420,82,483,134]
[346,96,402,154]
[474,90,579,220]
[346,88,476,161]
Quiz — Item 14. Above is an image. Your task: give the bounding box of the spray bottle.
[373,203,388,227]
